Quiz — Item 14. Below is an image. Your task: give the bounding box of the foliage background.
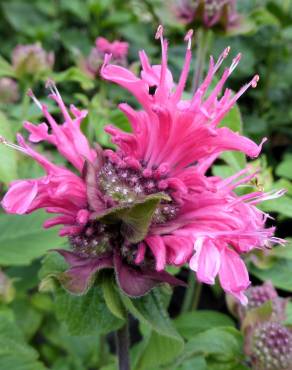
[0,0,292,369]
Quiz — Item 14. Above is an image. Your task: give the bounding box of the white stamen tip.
[0,135,27,154]
[223,46,231,58]
[27,89,42,110]
[251,74,260,88]
[155,25,163,40]
[184,29,193,49]
[45,78,61,98]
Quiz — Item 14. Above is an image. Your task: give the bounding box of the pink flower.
[1,28,284,303]
[81,37,129,77]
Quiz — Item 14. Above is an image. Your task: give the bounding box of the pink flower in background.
[174,0,240,30]
[2,27,284,303]
[12,43,54,76]
[81,37,129,77]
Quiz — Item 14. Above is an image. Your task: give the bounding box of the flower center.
[97,158,179,224]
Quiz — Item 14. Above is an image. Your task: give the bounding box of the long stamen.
[27,89,42,110]
[0,136,28,155]
[46,78,61,99]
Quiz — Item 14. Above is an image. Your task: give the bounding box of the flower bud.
[0,77,19,103]
[173,0,240,31]
[250,321,292,370]
[239,281,287,322]
[12,43,54,77]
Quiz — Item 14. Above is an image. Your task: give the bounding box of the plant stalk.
[115,321,130,370]
[192,28,212,92]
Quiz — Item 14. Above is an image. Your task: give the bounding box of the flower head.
[1,27,284,303]
[174,0,240,30]
[12,43,54,77]
[81,37,129,77]
[249,322,292,370]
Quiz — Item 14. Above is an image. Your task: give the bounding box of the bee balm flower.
[2,27,284,303]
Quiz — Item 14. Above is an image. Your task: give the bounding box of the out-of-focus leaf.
[0,56,15,78]
[250,258,292,292]
[0,111,18,183]
[0,310,46,369]
[53,67,94,90]
[174,310,235,339]
[260,195,292,218]
[276,153,292,180]
[171,327,243,370]
[122,289,184,369]
[0,211,63,266]
[101,273,126,320]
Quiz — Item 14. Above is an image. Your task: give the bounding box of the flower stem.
[181,271,195,313]
[192,28,212,92]
[115,321,130,370]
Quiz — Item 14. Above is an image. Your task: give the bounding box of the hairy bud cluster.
[98,159,179,224]
[251,322,292,370]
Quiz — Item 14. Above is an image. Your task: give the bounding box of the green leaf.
[177,355,207,370]
[0,211,64,266]
[99,193,170,243]
[101,272,126,320]
[269,239,292,260]
[250,258,292,292]
[0,310,46,369]
[220,104,243,133]
[40,253,124,336]
[172,327,243,370]
[0,56,15,78]
[11,298,43,340]
[219,104,246,172]
[260,195,292,218]
[174,310,235,339]
[53,67,94,90]
[0,111,18,184]
[122,289,184,369]
[276,153,292,180]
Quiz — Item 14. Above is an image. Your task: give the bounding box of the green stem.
[191,282,202,310]
[181,271,195,313]
[192,28,212,92]
[115,321,130,370]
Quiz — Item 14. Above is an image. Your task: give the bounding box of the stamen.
[184,29,193,50]
[229,53,241,75]
[45,78,61,99]
[0,135,28,155]
[27,89,42,110]
[155,25,164,40]
[251,74,260,88]
[214,46,231,73]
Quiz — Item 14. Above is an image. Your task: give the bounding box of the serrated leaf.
[260,195,292,218]
[0,111,18,184]
[40,252,124,335]
[122,289,184,369]
[174,310,235,339]
[0,211,64,266]
[276,153,292,180]
[170,327,243,370]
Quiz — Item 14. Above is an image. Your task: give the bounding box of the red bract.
[2,27,284,304]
